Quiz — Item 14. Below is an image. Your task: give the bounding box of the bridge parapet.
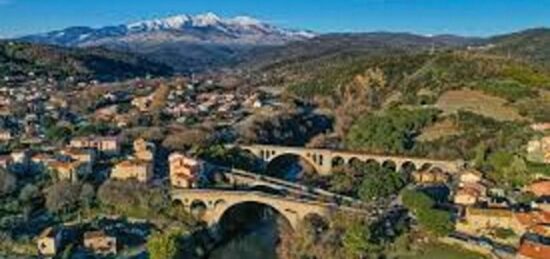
[171,189,362,229]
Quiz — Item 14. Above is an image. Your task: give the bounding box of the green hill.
[0,41,172,82]
[487,27,550,68]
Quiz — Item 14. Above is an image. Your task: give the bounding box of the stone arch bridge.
[234,144,464,175]
[171,189,361,229]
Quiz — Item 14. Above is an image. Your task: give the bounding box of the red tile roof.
[530,181,550,197]
[518,240,550,259]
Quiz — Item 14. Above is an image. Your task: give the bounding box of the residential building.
[454,187,482,206]
[454,181,487,206]
[111,159,153,183]
[83,231,117,255]
[169,153,204,188]
[458,207,524,236]
[458,169,483,184]
[133,138,155,162]
[69,136,120,155]
[131,95,152,112]
[10,149,29,165]
[0,130,12,141]
[48,161,86,182]
[37,227,64,256]
[60,148,95,174]
[458,207,550,238]
[30,153,56,172]
[412,169,450,184]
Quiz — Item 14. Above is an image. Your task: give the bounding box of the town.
[1,66,550,258]
[2,3,550,259]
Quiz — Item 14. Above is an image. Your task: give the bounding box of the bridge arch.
[217,200,293,235]
[265,153,319,179]
[400,161,417,174]
[171,190,338,230]
[331,156,345,167]
[348,157,364,167]
[382,160,398,171]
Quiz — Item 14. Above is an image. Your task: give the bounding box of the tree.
[358,165,405,201]
[44,181,82,214]
[417,209,454,237]
[342,223,380,257]
[346,108,438,153]
[19,184,41,219]
[329,170,357,196]
[79,183,95,210]
[197,146,263,172]
[45,124,73,142]
[162,128,213,151]
[0,168,16,196]
[488,152,533,188]
[97,180,168,218]
[19,184,40,203]
[402,189,454,237]
[147,230,184,259]
[401,189,435,213]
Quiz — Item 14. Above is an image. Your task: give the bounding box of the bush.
[147,230,186,259]
[475,79,537,102]
[417,209,454,237]
[97,180,167,218]
[44,181,90,215]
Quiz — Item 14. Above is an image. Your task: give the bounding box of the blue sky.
[0,0,549,38]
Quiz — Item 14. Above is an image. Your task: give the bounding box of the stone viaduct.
[171,189,360,229]
[235,144,464,175]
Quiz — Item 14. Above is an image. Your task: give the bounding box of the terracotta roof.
[84,230,111,240]
[516,211,550,228]
[529,181,550,197]
[116,159,150,168]
[48,161,81,171]
[518,240,550,259]
[531,225,550,237]
[467,207,513,218]
[456,186,482,198]
[61,148,92,156]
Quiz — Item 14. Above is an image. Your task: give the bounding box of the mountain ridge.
[19,12,315,47]
[17,13,315,73]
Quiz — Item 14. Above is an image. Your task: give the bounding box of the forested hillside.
[0,41,172,81]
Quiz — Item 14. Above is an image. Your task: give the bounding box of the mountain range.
[11,13,550,77]
[19,13,315,72]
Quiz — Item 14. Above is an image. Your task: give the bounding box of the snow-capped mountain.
[19,12,315,47]
[17,13,315,72]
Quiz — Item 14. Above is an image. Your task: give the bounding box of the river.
[208,219,279,259]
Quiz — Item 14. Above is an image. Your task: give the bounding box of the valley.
[0,8,550,259]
